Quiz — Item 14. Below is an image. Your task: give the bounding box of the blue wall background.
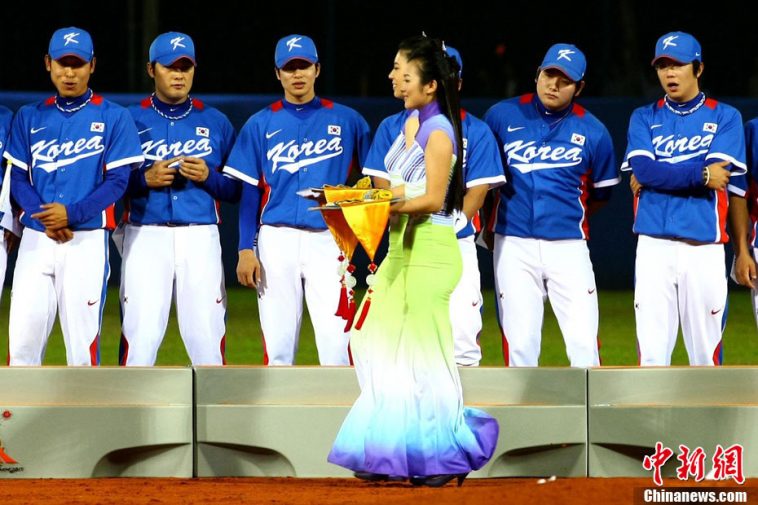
[3,92,758,289]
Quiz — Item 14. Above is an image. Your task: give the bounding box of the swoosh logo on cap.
[266,129,283,139]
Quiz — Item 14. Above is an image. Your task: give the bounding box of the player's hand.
[3,230,20,253]
[178,157,210,183]
[630,174,643,195]
[144,157,180,188]
[734,251,757,289]
[31,203,69,229]
[705,161,731,191]
[237,249,262,288]
[44,227,74,243]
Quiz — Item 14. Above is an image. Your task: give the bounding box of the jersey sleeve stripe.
[705,153,747,174]
[105,155,145,171]
[621,150,655,171]
[362,167,391,179]
[3,152,28,171]
[593,177,621,188]
[727,184,747,197]
[465,175,507,189]
[222,166,259,186]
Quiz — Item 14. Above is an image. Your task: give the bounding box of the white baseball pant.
[9,228,108,366]
[0,232,7,306]
[450,235,483,366]
[635,235,727,366]
[494,235,600,367]
[120,224,226,366]
[256,225,350,366]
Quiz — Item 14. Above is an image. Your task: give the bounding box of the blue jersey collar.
[664,92,706,116]
[281,96,321,113]
[533,94,572,128]
[150,94,193,120]
[55,88,93,114]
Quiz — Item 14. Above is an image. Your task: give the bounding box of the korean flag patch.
[328,125,341,136]
[90,122,105,133]
[570,133,586,146]
[196,127,209,138]
[703,122,718,133]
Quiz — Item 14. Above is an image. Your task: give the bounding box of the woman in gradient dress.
[328,35,499,488]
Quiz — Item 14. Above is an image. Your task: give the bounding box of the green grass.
[0,287,756,366]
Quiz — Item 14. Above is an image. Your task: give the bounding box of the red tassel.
[335,282,349,318]
[344,296,357,332]
[354,290,373,330]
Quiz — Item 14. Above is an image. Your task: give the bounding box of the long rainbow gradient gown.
[328,102,499,478]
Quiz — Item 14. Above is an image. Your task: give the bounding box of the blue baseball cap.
[652,31,702,65]
[48,27,94,62]
[275,34,318,68]
[445,45,463,77]
[149,32,196,66]
[539,43,586,82]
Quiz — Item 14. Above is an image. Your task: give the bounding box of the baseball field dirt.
[1,477,755,504]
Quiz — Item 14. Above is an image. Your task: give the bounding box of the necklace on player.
[534,99,571,129]
[55,89,93,113]
[664,93,705,116]
[150,93,193,120]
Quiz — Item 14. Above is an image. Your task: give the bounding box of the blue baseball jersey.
[125,97,236,225]
[484,93,619,240]
[3,94,143,231]
[362,111,407,181]
[223,97,370,230]
[0,105,12,160]
[622,97,747,244]
[364,109,506,238]
[0,105,13,222]
[745,118,758,247]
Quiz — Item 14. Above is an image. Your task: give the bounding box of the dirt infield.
[1,477,755,504]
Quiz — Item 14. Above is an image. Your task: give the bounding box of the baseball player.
[623,31,752,366]
[223,34,371,365]
[0,104,17,303]
[363,45,505,366]
[484,43,619,367]
[744,118,758,327]
[3,27,143,366]
[119,32,238,366]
